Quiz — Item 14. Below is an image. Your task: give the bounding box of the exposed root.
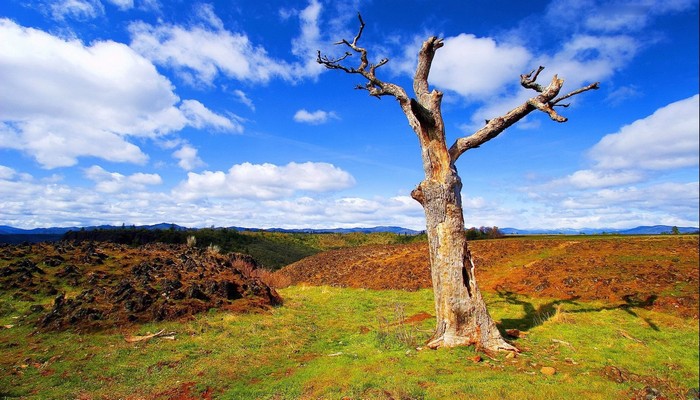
[424,331,520,354]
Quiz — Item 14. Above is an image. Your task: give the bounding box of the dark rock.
[42,255,65,267]
[642,386,663,400]
[186,284,209,301]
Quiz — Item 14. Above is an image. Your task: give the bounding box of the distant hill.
[266,226,420,235]
[1,223,697,245]
[501,225,699,235]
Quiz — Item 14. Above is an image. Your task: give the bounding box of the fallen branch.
[551,338,575,351]
[618,329,644,344]
[124,329,176,343]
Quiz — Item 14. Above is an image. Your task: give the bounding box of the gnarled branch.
[449,68,599,162]
[316,13,404,100]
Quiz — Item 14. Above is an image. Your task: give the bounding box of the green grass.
[1,286,697,399]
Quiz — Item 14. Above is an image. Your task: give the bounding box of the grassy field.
[2,285,698,399]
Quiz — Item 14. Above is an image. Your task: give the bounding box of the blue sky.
[1,0,698,230]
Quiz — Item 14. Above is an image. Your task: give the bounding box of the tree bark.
[412,171,515,351]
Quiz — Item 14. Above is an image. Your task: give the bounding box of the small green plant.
[375,303,420,349]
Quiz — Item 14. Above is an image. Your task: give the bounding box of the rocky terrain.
[0,241,281,331]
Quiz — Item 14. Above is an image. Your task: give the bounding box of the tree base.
[425,325,520,353]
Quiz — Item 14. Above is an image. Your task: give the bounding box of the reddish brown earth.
[0,242,282,332]
[280,236,699,318]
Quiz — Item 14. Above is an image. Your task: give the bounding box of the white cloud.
[128,19,292,86]
[84,165,162,193]
[172,144,205,171]
[0,19,237,168]
[461,34,639,130]
[429,34,532,98]
[290,0,326,78]
[605,85,641,106]
[293,109,338,125]
[233,90,255,111]
[193,3,224,31]
[564,169,646,189]
[175,161,356,200]
[0,166,425,230]
[0,165,17,180]
[546,0,698,33]
[106,0,134,11]
[49,0,104,21]
[179,100,242,132]
[590,94,699,170]
[537,34,639,88]
[520,95,700,229]
[128,0,330,87]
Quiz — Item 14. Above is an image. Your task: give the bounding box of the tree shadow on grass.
[494,288,660,335]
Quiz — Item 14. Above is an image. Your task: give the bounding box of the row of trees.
[465,226,504,240]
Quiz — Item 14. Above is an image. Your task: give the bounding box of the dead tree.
[318,14,599,352]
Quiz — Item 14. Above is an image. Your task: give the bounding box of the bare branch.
[449,69,599,162]
[553,82,600,105]
[351,13,366,48]
[414,37,444,99]
[520,66,546,92]
[317,13,409,103]
[528,98,567,122]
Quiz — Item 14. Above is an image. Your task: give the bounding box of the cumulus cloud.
[564,169,646,189]
[551,95,699,189]
[429,34,532,98]
[589,94,699,170]
[179,100,242,132]
[0,165,18,180]
[293,109,338,125]
[128,20,294,86]
[84,165,162,193]
[0,19,238,168]
[0,166,425,230]
[175,161,356,200]
[461,34,640,130]
[172,144,205,171]
[128,0,329,87]
[521,95,700,229]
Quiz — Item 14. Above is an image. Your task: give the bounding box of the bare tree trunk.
[413,172,515,351]
[410,123,516,352]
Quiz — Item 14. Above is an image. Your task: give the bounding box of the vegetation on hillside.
[62,227,426,269]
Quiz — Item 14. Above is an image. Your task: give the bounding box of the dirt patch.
[280,236,699,318]
[0,242,282,332]
[153,381,214,400]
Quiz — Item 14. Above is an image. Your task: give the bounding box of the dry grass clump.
[252,269,292,289]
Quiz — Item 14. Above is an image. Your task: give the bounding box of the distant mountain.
[2,223,697,245]
[264,226,421,235]
[501,225,699,235]
[616,225,699,235]
[0,226,74,235]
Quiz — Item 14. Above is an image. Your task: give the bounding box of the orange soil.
[281,236,699,318]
